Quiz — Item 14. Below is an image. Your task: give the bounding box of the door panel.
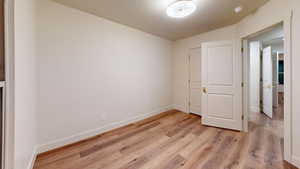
[207,46,233,85]
[202,41,242,131]
[207,94,233,119]
[189,48,201,115]
[262,46,273,118]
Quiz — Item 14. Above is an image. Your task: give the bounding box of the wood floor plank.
[34,103,298,169]
[137,133,196,169]
[221,133,249,169]
[263,129,283,169]
[159,154,186,169]
[178,129,227,169]
[179,127,213,158]
[200,133,238,169]
[80,121,161,157]
[244,127,266,169]
[116,119,199,169]
[35,110,179,167]
[104,136,170,169]
[35,112,184,169]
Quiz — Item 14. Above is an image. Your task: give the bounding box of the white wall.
[11,0,300,168]
[36,0,172,152]
[291,0,300,165]
[14,0,38,169]
[272,44,284,54]
[249,41,261,113]
[248,24,284,43]
[236,0,289,38]
[172,25,238,112]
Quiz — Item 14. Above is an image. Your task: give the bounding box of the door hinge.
[188,102,191,106]
[242,115,244,120]
[241,47,244,52]
[241,82,244,87]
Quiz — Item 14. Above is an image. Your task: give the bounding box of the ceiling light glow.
[166,0,197,18]
[234,6,243,13]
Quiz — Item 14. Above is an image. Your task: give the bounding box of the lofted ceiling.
[53,0,269,40]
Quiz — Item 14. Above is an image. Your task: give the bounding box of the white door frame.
[4,0,15,169]
[242,14,293,164]
[188,46,201,114]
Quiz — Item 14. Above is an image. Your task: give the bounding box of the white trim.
[283,12,292,163]
[242,39,249,132]
[291,156,300,168]
[0,82,5,88]
[3,0,15,169]
[188,47,202,116]
[27,147,37,169]
[188,50,191,114]
[37,105,173,153]
[0,82,6,169]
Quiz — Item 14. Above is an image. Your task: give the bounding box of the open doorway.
[241,22,296,167]
[248,24,284,122]
[244,22,288,161]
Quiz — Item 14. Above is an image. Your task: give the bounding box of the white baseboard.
[292,155,300,168]
[27,147,38,169]
[37,105,173,154]
[173,104,187,113]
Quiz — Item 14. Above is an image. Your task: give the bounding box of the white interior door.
[201,40,243,131]
[262,46,273,118]
[249,41,261,113]
[189,48,201,115]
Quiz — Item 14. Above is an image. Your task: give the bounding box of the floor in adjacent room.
[33,104,297,169]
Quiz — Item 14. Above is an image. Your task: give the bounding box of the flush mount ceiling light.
[166,0,197,18]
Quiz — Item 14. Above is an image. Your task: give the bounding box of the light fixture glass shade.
[166,0,196,18]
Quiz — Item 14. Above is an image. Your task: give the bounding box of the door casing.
[188,47,202,116]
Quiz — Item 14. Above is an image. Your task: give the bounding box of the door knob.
[203,87,207,94]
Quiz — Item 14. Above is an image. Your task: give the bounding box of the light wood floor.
[34,106,298,169]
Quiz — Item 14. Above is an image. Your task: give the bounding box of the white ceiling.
[53,0,269,40]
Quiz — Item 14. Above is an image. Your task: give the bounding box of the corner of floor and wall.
[12,0,300,169]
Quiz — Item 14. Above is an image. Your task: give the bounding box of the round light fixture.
[166,0,197,18]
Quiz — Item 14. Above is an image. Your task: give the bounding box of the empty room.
[1,0,300,169]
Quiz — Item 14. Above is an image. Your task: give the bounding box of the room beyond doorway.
[248,24,284,120]
[241,22,292,167]
[243,23,288,164]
